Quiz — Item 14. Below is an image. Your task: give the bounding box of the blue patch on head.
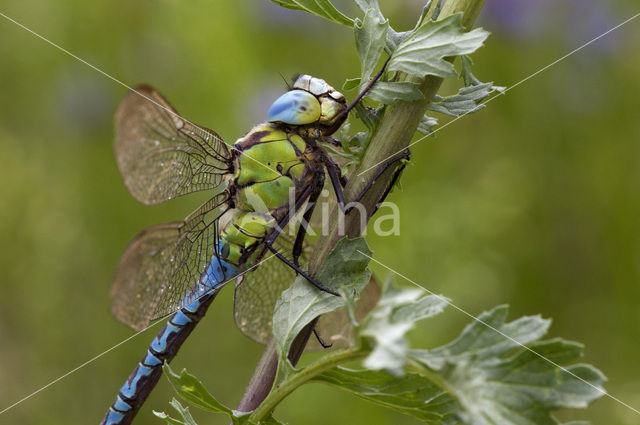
[267,90,320,125]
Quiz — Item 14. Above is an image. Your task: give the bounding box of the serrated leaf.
[355,9,388,83]
[417,114,438,136]
[411,305,551,370]
[390,293,449,323]
[312,367,458,424]
[272,238,372,368]
[269,0,352,26]
[460,55,482,86]
[360,279,449,375]
[388,14,489,79]
[354,103,383,131]
[429,83,500,117]
[353,0,405,51]
[164,365,236,418]
[366,81,424,105]
[409,306,606,425]
[153,399,198,425]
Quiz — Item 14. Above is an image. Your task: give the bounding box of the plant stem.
[309,0,486,270]
[236,0,486,417]
[248,347,369,422]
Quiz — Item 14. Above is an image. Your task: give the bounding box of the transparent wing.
[114,85,231,205]
[233,233,381,348]
[233,234,310,344]
[111,192,231,331]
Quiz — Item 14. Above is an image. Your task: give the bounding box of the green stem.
[309,0,487,271]
[248,347,369,422]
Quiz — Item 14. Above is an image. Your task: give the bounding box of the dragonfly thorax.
[231,123,310,212]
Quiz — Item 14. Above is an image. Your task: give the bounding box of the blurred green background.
[1,1,639,424]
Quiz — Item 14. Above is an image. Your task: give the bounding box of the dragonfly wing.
[111,192,232,330]
[114,85,231,205]
[233,234,310,344]
[233,233,381,348]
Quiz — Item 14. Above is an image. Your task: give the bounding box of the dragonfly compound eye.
[319,96,347,126]
[267,89,321,125]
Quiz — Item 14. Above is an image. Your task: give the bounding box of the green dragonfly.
[100,67,408,425]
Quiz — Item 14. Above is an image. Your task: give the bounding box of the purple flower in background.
[479,0,619,52]
[479,0,551,41]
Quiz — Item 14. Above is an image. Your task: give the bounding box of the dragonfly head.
[267,75,346,131]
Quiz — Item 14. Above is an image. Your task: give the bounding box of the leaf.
[360,278,449,375]
[366,81,424,105]
[163,365,249,425]
[460,55,482,86]
[342,77,361,91]
[417,114,438,136]
[354,103,383,131]
[354,9,388,84]
[272,238,372,368]
[312,367,459,424]
[411,305,550,370]
[428,83,501,117]
[353,0,406,51]
[269,0,352,26]
[153,399,198,425]
[388,14,489,79]
[410,306,606,425]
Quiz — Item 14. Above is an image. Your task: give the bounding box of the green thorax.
[232,122,309,211]
[217,122,314,266]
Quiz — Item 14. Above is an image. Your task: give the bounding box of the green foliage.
[387,14,488,79]
[312,368,458,424]
[354,8,388,86]
[154,399,198,425]
[359,279,449,374]
[334,4,491,165]
[162,265,605,425]
[156,367,250,425]
[410,306,606,425]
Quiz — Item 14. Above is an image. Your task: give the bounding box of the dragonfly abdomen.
[100,291,218,425]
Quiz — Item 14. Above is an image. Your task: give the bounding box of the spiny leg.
[324,156,347,211]
[369,153,409,216]
[323,149,410,213]
[292,185,322,266]
[313,327,332,348]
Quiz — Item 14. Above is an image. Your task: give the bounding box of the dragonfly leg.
[292,185,322,266]
[324,156,348,212]
[265,184,313,247]
[265,242,340,296]
[313,327,333,348]
[324,149,410,214]
[368,152,410,216]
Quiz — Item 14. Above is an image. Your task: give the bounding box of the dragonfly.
[100,67,408,425]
